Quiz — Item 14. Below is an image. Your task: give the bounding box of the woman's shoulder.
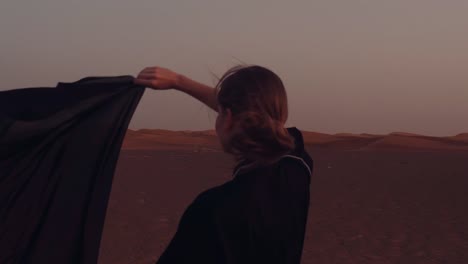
[285,127,314,173]
[277,154,313,178]
[192,181,235,207]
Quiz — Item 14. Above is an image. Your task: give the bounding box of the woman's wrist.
[172,74,218,111]
[174,74,190,92]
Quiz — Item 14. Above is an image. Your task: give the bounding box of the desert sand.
[98,129,468,264]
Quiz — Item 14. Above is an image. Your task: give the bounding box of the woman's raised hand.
[134,66,219,111]
[134,66,181,90]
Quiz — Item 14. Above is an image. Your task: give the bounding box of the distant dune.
[453,133,468,142]
[361,135,468,151]
[122,129,468,151]
[122,129,220,151]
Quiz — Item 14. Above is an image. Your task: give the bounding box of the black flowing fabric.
[157,127,313,264]
[0,76,145,264]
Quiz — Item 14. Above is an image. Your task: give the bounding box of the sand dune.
[334,133,382,138]
[453,133,468,142]
[122,129,468,151]
[302,131,338,144]
[389,132,424,137]
[122,129,220,151]
[362,135,468,151]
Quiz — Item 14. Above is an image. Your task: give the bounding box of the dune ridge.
[122,129,468,151]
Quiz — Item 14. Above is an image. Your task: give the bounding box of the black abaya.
[0,76,145,264]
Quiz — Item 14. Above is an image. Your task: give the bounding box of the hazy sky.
[1,0,467,136]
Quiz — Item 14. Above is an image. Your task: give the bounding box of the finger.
[136,67,154,77]
[134,78,162,88]
[141,67,158,74]
[133,79,154,87]
[136,73,156,80]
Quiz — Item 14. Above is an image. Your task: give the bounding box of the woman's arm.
[134,66,218,112]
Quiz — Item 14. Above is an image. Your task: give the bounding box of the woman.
[134,65,313,264]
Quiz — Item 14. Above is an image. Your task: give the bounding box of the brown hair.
[215,65,295,167]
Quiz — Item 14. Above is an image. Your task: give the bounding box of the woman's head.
[214,65,295,166]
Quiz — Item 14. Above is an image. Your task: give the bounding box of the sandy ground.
[98,147,468,264]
